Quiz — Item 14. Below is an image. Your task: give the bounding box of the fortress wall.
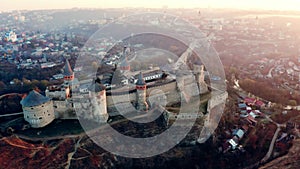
[106,92,136,107]
[107,91,181,116]
[183,75,197,85]
[55,79,207,119]
[53,100,69,115]
[197,91,228,143]
[147,81,182,107]
[207,92,228,111]
[106,81,179,107]
[73,99,92,118]
[106,81,181,114]
[147,81,177,94]
[72,97,108,123]
[107,102,136,116]
[164,91,182,106]
[46,90,66,100]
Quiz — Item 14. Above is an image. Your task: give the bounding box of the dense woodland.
[239,78,300,106]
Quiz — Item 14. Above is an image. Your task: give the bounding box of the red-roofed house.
[241,125,249,132]
[255,100,265,108]
[246,115,257,126]
[244,97,256,106]
[244,97,266,108]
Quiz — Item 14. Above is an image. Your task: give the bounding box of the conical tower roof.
[20,90,51,107]
[64,59,73,76]
[120,57,130,67]
[136,72,146,86]
[120,47,130,69]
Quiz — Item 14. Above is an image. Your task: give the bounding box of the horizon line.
[1,7,300,13]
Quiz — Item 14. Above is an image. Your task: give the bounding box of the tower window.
[39,117,42,120]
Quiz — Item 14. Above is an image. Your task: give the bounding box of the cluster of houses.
[222,97,266,153]
[0,30,81,70]
[222,125,248,153]
[251,56,300,91]
[238,97,265,126]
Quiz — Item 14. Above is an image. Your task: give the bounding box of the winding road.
[260,115,286,164]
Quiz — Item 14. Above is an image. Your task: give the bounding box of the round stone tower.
[20,90,55,128]
[89,79,109,123]
[136,72,149,111]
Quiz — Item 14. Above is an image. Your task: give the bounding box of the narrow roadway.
[260,115,286,164]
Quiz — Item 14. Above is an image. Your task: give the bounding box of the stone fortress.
[20,47,210,128]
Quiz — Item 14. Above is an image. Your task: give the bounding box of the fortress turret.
[20,90,55,128]
[193,61,208,94]
[63,59,74,98]
[88,79,109,123]
[119,47,131,73]
[136,72,149,111]
[64,59,74,82]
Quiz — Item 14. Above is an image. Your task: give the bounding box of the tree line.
[239,78,299,106]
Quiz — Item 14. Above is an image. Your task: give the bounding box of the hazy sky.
[1,0,300,11]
